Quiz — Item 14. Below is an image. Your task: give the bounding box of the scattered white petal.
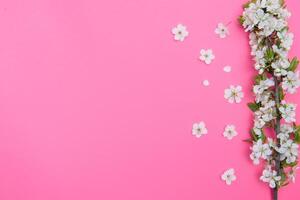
[223,65,232,73]
[221,168,237,185]
[192,121,208,138]
[215,23,230,38]
[223,125,238,140]
[224,85,244,103]
[203,80,210,86]
[199,49,215,64]
[172,24,189,42]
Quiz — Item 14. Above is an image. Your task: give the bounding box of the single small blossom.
[221,168,237,185]
[172,24,189,42]
[199,49,215,64]
[223,125,238,140]
[224,85,244,103]
[223,65,232,73]
[192,121,208,138]
[215,23,229,38]
[202,80,210,86]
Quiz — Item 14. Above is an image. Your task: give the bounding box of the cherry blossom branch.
[273,75,281,200]
[239,0,300,200]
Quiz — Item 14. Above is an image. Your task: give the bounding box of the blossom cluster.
[240,0,300,189]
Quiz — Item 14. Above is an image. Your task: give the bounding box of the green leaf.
[278,87,285,101]
[238,16,244,25]
[243,2,251,8]
[250,129,258,142]
[278,173,289,188]
[260,132,266,142]
[282,160,298,167]
[247,102,260,112]
[288,57,299,71]
[265,48,275,62]
[294,125,300,143]
[254,74,267,84]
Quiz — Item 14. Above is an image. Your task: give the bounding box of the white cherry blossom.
[224,85,244,103]
[260,167,281,188]
[282,71,300,94]
[192,122,208,138]
[223,65,232,73]
[172,24,189,42]
[199,49,215,64]
[279,103,297,123]
[223,125,238,140]
[277,30,294,50]
[221,168,237,185]
[277,124,294,142]
[271,58,290,77]
[202,80,210,86]
[215,23,229,38]
[288,166,299,183]
[251,139,272,161]
[278,139,299,164]
[253,79,274,95]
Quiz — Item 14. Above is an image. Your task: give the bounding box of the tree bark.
[273,75,281,200]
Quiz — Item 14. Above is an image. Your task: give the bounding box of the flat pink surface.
[0,0,299,199]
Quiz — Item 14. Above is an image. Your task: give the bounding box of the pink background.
[0,0,299,199]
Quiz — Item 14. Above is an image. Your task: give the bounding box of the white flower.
[255,100,275,123]
[215,23,229,38]
[251,139,273,161]
[199,49,215,64]
[250,152,260,165]
[221,168,237,185]
[278,139,298,164]
[223,65,232,73]
[253,100,276,129]
[223,125,238,140]
[260,167,281,188]
[277,124,294,141]
[253,128,263,136]
[192,122,208,138]
[263,0,281,13]
[288,166,299,183]
[279,103,297,123]
[272,45,288,58]
[271,58,290,77]
[253,78,274,95]
[277,30,294,50]
[276,7,291,19]
[255,90,272,104]
[224,85,244,103]
[202,80,210,86]
[282,71,300,94]
[172,24,189,42]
